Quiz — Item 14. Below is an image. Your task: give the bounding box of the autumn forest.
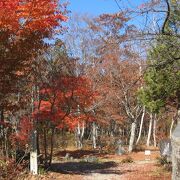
[0,0,179,179]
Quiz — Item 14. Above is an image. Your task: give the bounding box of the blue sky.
[67,0,145,16]
[63,0,149,31]
[68,0,119,15]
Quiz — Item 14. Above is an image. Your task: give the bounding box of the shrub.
[0,158,26,180]
[134,144,145,152]
[156,156,172,171]
[121,156,134,163]
[38,166,47,175]
[156,156,170,165]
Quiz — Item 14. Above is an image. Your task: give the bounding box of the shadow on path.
[55,150,107,159]
[49,161,123,175]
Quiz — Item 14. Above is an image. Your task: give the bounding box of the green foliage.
[38,166,47,175]
[138,6,180,113]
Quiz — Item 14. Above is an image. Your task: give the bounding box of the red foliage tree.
[0,0,67,158]
[34,76,97,130]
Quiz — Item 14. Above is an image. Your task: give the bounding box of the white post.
[30,152,38,175]
[30,130,38,175]
[30,86,38,175]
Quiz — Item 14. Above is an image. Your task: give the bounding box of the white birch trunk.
[153,114,157,147]
[92,122,97,149]
[76,122,81,149]
[75,105,84,149]
[76,121,85,149]
[146,113,153,147]
[80,121,85,140]
[170,117,175,138]
[136,107,145,145]
[128,121,137,152]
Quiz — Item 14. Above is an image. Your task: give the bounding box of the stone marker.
[159,138,172,159]
[171,122,180,180]
[145,150,151,160]
[84,155,98,163]
[116,139,125,155]
[64,153,70,161]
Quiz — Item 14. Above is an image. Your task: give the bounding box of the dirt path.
[82,162,170,180]
[30,161,170,180]
[27,150,171,180]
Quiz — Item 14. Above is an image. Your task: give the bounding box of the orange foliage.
[0,0,67,34]
[0,0,68,120]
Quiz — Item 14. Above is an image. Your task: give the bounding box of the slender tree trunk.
[4,128,8,159]
[36,86,40,155]
[76,122,80,149]
[136,107,145,145]
[92,121,97,149]
[37,131,40,155]
[170,116,175,138]
[43,127,47,166]
[49,127,55,166]
[128,121,137,152]
[80,121,85,140]
[76,122,84,149]
[110,120,115,137]
[80,121,85,149]
[146,113,153,147]
[0,108,4,156]
[153,114,157,147]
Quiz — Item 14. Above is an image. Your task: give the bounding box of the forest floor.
[26,148,171,180]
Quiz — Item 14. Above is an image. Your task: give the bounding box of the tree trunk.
[77,122,81,149]
[136,107,145,145]
[92,121,97,149]
[0,107,5,157]
[170,116,175,138]
[146,113,153,147]
[153,114,157,147]
[76,122,84,149]
[36,86,40,155]
[4,128,8,159]
[80,121,85,140]
[128,121,137,152]
[43,127,48,166]
[37,131,40,155]
[49,127,55,166]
